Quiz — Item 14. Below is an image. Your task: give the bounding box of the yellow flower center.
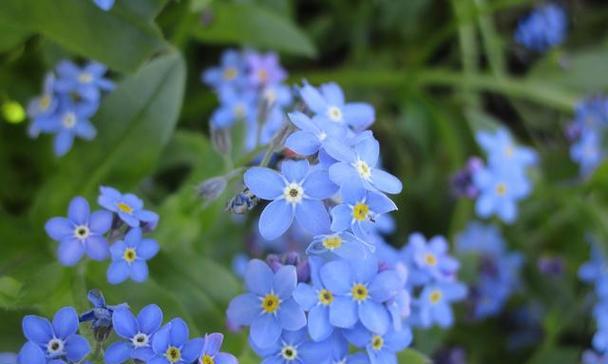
[283,183,304,204]
[322,235,343,250]
[327,106,342,122]
[201,354,214,364]
[351,283,368,302]
[371,335,384,351]
[352,203,369,222]
[257,69,269,82]
[165,346,181,363]
[318,289,334,305]
[429,289,442,304]
[117,202,133,214]
[123,248,137,263]
[424,253,437,267]
[223,67,237,81]
[40,95,51,110]
[261,293,280,314]
[495,183,507,196]
[354,160,372,180]
[281,345,298,361]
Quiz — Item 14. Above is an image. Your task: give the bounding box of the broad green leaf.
[119,0,170,20]
[30,52,186,225]
[0,20,31,52]
[0,0,167,73]
[0,276,22,309]
[192,2,317,57]
[398,348,432,364]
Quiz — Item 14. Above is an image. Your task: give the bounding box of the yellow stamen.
[351,283,368,302]
[352,203,369,222]
[261,293,280,313]
[322,236,343,250]
[318,289,334,305]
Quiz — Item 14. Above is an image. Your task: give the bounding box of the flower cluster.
[579,240,608,362]
[27,60,113,156]
[566,96,608,176]
[453,128,537,224]
[514,3,567,52]
[456,222,523,319]
[93,0,115,10]
[44,186,159,285]
[15,289,237,364]
[202,49,293,152]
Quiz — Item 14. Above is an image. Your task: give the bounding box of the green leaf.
[0,20,31,52]
[30,51,186,225]
[0,0,167,72]
[398,348,432,364]
[0,276,22,309]
[192,2,317,57]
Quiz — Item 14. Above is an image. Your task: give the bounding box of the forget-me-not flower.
[402,233,459,285]
[107,228,159,284]
[54,60,114,104]
[80,289,129,341]
[475,129,538,172]
[197,333,238,364]
[150,318,204,364]
[202,49,247,90]
[245,52,286,87]
[43,99,98,156]
[514,4,567,52]
[210,88,257,129]
[344,323,412,364]
[45,196,112,266]
[473,164,530,223]
[98,186,159,229]
[250,328,328,364]
[285,111,346,156]
[306,231,369,260]
[244,160,337,240]
[27,73,58,138]
[415,281,467,328]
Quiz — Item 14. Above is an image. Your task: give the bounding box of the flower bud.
[197,176,228,204]
[211,127,231,156]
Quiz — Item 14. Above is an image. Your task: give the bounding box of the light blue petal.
[278,298,307,331]
[137,239,159,260]
[244,168,284,200]
[203,333,223,356]
[57,238,85,266]
[130,261,149,283]
[104,341,132,364]
[215,353,238,364]
[273,265,297,298]
[308,305,333,341]
[107,261,130,285]
[74,119,96,140]
[366,192,397,215]
[300,84,327,114]
[384,327,412,352]
[54,130,74,156]
[329,296,358,328]
[250,315,281,349]
[45,217,74,241]
[88,210,112,234]
[370,169,402,194]
[295,199,330,235]
[354,137,379,167]
[330,204,352,232]
[320,83,344,106]
[369,271,401,303]
[343,324,370,347]
[343,103,375,131]
[138,304,163,335]
[259,199,294,240]
[302,169,337,199]
[358,301,390,334]
[288,111,319,133]
[285,131,320,156]
[65,335,91,362]
[324,139,355,163]
[280,159,309,182]
[85,235,110,261]
[245,259,274,296]
[112,308,138,338]
[321,260,352,293]
[293,283,317,310]
[226,293,260,325]
[68,196,90,225]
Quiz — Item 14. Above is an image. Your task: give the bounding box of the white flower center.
[78,72,93,84]
[283,183,304,204]
[281,345,298,361]
[74,225,90,241]
[327,106,343,122]
[318,131,328,141]
[131,332,150,348]
[354,159,372,180]
[47,338,65,356]
[62,112,77,129]
[263,88,277,105]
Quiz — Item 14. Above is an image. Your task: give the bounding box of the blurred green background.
[1,0,608,363]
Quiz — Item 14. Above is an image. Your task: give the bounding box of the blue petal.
[366,191,397,215]
[308,305,332,341]
[65,334,91,362]
[215,353,238,364]
[329,163,361,190]
[112,308,138,338]
[124,228,142,246]
[148,357,170,364]
[329,297,357,328]
[369,271,401,303]
[74,119,96,140]
[85,235,109,261]
[68,196,90,225]
[52,307,79,339]
[273,265,297,298]
[137,239,159,260]
[138,304,163,335]
[343,324,371,347]
[280,159,309,182]
[288,111,319,133]
[98,186,120,211]
[57,238,85,266]
[22,316,53,344]
[302,169,337,199]
[384,327,412,352]
[17,342,46,364]
[181,338,204,362]
[54,130,74,156]
[104,341,132,364]
[320,260,352,293]
[300,84,327,114]
[433,302,453,328]
[250,315,281,349]
[324,139,355,163]
[343,103,375,131]
[259,199,294,240]
[295,199,330,235]
[277,298,306,331]
[152,324,171,354]
[245,259,273,296]
[370,169,402,194]
[203,332,223,356]
[354,137,379,167]
[359,301,390,334]
[130,261,149,283]
[244,167,285,200]
[330,204,352,232]
[285,131,320,156]
[110,241,127,260]
[293,283,317,310]
[45,217,73,241]
[88,210,113,234]
[352,256,378,283]
[107,261,130,285]
[226,293,260,325]
[169,318,189,346]
[320,83,344,106]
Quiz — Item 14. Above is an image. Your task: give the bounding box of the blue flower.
[343,323,412,364]
[19,307,90,364]
[473,164,531,223]
[571,131,603,176]
[261,83,293,109]
[514,4,567,52]
[401,233,459,285]
[210,87,257,129]
[284,111,346,156]
[80,289,129,341]
[54,60,114,104]
[0,353,16,364]
[104,304,163,364]
[318,256,401,334]
[456,221,505,256]
[93,0,115,10]
[107,228,159,284]
[299,82,375,131]
[414,281,467,328]
[45,196,112,266]
[475,128,538,172]
[583,350,608,364]
[97,186,159,229]
[244,160,337,240]
[197,333,238,364]
[245,52,287,86]
[250,328,329,364]
[150,318,204,364]
[226,259,306,348]
[43,98,98,156]
[324,135,403,195]
[330,186,397,241]
[320,332,370,364]
[202,49,247,90]
[306,231,369,260]
[27,73,58,138]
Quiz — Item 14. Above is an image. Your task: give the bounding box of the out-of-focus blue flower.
[414,281,467,328]
[150,318,204,364]
[475,128,538,171]
[226,259,306,348]
[104,304,163,364]
[210,88,257,129]
[285,111,346,156]
[344,323,412,364]
[54,61,114,104]
[245,52,286,87]
[324,135,402,195]
[300,82,375,131]
[107,228,159,284]
[93,0,115,11]
[244,160,337,240]
[197,333,238,364]
[567,96,608,176]
[456,221,505,256]
[27,74,58,138]
[579,242,608,298]
[80,289,129,341]
[202,49,247,90]
[261,83,292,108]
[571,131,603,176]
[98,186,159,229]
[514,4,567,52]
[19,307,90,364]
[401,233,459,285]
[318,256,401,334]
[583,350,608,364]
[330,185,397,242]
[0,353,16,364]
[42,98,98,156]
[45,196,112,266]
[250,328,329,364]
[307,231,369,260]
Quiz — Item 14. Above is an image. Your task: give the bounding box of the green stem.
[451,0,480,109]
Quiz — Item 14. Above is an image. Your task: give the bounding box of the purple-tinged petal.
[273,265,297,298]
[88,210,113,234]
[245,259,273,296]
[137,239,159,260]
[107,261,130,285]
[130,261,149,283]
[203,333,224,356]
[359,301,390,334]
